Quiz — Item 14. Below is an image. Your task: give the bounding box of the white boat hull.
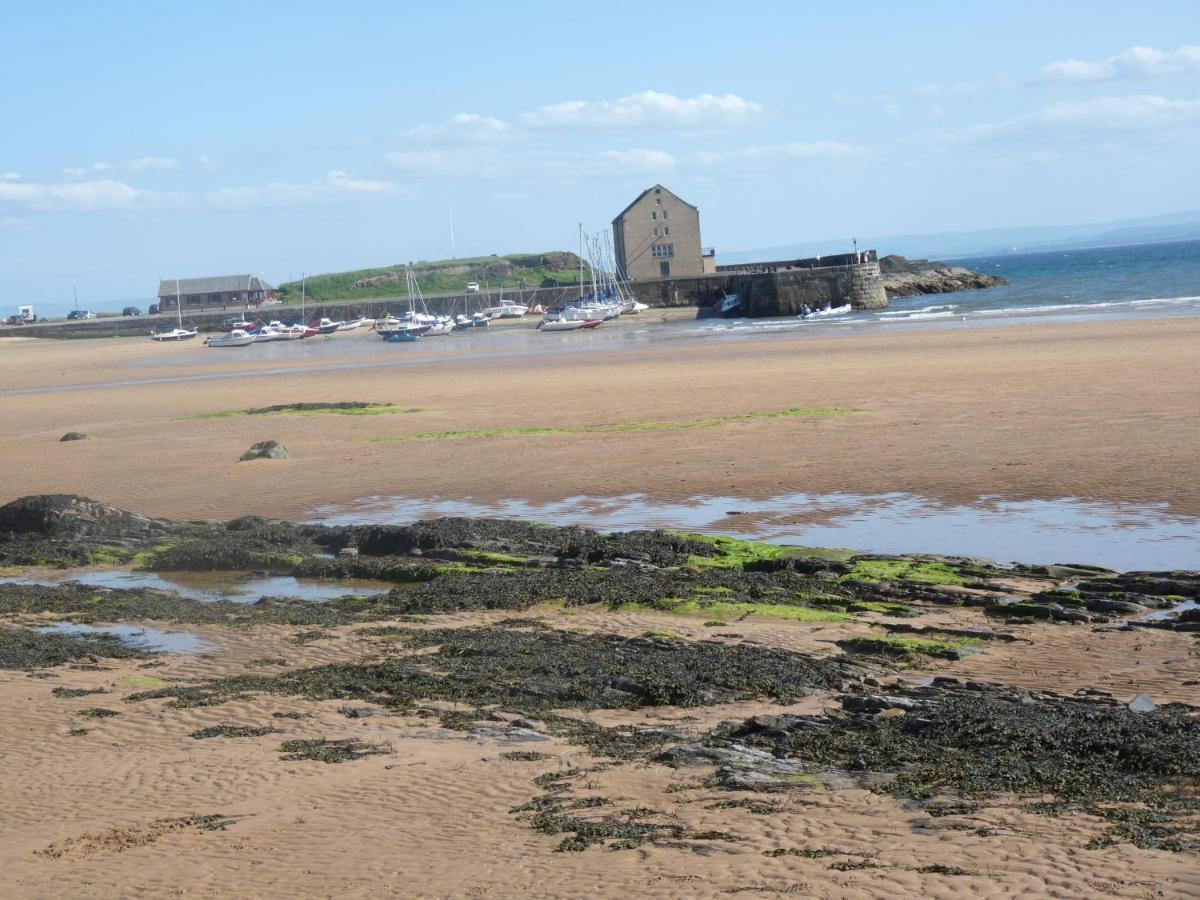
[538,319,586,332]
[206,331,256,347]
[150,329,198,342]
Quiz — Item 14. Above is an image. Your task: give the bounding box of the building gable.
[611,184,697,224]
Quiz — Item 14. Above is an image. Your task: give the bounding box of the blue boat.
[387,331,420,342]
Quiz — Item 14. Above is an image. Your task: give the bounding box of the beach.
[1,315,1197,898]
[0,314,1197,522]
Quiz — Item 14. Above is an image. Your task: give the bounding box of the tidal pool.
[308,491,1200,571]
[36,621,209,654]
[6,570,390,603]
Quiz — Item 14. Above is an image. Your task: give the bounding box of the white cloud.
[0,177,143,211]
[385,146,675,179]
[404,113,515,144]
[693,141,873,166]
[207,170,400,208]
[324,170,395,193]
[196,154,218,171]
[519,90,763,129]
[1039,45,1200,83]
[956,95,1200,141]
[1,172,19,180]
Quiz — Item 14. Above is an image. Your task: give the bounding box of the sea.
[698,238,1200,332]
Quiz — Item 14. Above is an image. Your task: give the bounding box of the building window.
[659,261,670,276]
[662,210,668,220]
[653,226,659,237]
[651,211,657,220]
[651,243,675,259]
[187,295,201,305]
[664,226,669,235]
[655,196,661,204]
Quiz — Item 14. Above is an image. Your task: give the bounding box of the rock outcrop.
[0,494,170,539]
[239,440,290,461]
[878,255,1007,298]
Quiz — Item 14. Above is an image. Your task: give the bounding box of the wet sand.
[2,604,1197,898]
[0,314,1197,523]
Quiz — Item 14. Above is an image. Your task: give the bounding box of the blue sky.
[2,1,1198,311]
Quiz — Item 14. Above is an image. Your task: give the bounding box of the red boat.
[580,319,603,329]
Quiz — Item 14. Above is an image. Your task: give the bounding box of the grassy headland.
[277,251,584,303]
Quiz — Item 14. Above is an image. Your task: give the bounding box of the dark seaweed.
[0,626,151,669]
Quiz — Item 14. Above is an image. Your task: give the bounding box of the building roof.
[611,184,698,224]
[157,275,274,298]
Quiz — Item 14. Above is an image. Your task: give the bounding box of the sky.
[2,0,1199,312]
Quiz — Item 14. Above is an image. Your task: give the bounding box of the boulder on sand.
[239,440,290,461]
[59,432,90,442]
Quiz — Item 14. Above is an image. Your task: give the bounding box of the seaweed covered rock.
[710,682,1200,804]
[0,625,152,669]
[239,440,289,461]
[127,626,863,713]
[0,494,170,540]
[352,517,714,567]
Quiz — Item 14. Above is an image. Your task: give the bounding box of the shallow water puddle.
[308,491,1200,571]
[6,570,390,603]
[36,621,209,654]
[1135,598,1199,623]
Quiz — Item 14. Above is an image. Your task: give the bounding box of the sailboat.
[151,279,199,341]
[378,265,449,340]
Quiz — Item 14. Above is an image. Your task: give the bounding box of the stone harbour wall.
[626,260,889,315]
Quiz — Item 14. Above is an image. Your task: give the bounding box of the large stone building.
[612,185,713,281]
[157,275,275,312]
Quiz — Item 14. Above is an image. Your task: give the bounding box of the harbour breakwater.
[7,256,1008,338]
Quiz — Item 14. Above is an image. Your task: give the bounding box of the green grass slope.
[278,251,584,302]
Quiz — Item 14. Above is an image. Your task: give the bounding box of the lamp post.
[73,283,78,313]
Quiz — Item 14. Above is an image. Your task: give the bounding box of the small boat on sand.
[205,329,255,348]
[309,318,342,335]
[454,313,490,330]
[151,327,198,342]
[387,331,420,342]
[538,318,586,332]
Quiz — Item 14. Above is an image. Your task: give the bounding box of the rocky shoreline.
[879,254,1008,298]
[1,493,1197,878]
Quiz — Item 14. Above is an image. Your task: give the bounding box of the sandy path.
[1,315,1197,524]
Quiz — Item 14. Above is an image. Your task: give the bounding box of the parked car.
[66,310,95,320]
[148,304,160,315]
[466,282,480,293]
[4,315,25,326]
[122,306,142,316]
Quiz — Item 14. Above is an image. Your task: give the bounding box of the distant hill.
[721,209,1200,264]
[278,252,583,302]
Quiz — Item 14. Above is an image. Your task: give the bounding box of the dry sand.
[1,315,1198,897]
[0,315,1197,521]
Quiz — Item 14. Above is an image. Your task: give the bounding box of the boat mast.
[578,222,583,299]
[449,209,456,259]
[175,279,182,329]
[300,272,306,321]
